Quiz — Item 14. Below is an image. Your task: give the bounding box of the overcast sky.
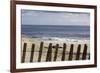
[21,9,90,26]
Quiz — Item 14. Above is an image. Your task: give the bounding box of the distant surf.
[21,25,90,42]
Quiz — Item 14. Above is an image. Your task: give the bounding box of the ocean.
[21,25,90,41]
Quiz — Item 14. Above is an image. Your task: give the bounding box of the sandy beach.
[21,35,90,63]
[21,9,91,63]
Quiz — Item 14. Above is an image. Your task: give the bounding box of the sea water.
[21,25,90,42]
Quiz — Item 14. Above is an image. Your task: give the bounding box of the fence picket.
[21,43,27,63]
[53,44,59,61]
[46,43,52,62]
[68,44,74,60]
[82,44,87,60]
[88,54,90,59]
[61,43,66,61]
[38,42,44,62]
[76,44,81,60]
[30,44,35,62]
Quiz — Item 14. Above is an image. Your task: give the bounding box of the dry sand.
[21,35,90,63]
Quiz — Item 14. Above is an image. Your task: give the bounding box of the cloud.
[21,10,90,25]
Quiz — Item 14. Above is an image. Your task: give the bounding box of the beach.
[21,35,90,63]
[21,9,90,63]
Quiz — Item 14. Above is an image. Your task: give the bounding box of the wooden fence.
[21,42,90,63]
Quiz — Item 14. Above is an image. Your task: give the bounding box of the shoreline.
[22,34,90,44]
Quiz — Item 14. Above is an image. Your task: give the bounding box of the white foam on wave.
[41,36,89,43]
[22,34,89,44]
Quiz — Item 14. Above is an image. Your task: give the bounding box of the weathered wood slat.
[53,44,59,61]
[46,43,52,62]
[21,42,89,62]
[82,44,87,60]
[38,42,44,62]
[30,44,35,62]
[76,44,81,60]
[61,43,66,61]
[68,44,74,60]
[88,54,90,59]
[21,43,27,63]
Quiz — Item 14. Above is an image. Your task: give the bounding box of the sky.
[21,9,90,26]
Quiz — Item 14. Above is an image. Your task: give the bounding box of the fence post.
[68,44,74,60]
[30,44,35,62]
[76,44,81,60]
[21,43,27,63]
[61,43,66,61]
[38,42,44,62]
[82,44,87,60]
[53,44,59,61]
[46,43,52,62]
